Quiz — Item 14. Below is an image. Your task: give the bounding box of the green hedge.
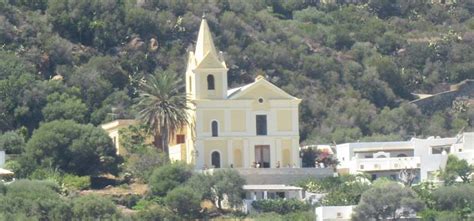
[251,199,311,215]
[62,174,90,190]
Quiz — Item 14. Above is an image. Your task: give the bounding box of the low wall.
[411,80,474,114]
[204,168,334,185]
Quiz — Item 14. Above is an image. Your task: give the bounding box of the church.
[102,17,302,169]
[168,17,302,169]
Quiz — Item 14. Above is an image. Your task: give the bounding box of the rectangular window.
[176,134,185,144]
[256,115,267,135]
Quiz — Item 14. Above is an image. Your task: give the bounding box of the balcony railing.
[355,157,421,172]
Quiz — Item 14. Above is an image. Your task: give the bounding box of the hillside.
[0,0,473,144]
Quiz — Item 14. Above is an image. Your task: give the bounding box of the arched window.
[397,153,407,157]
[207,74,215,90]
[211,151,221,168]
[211,121,218,137]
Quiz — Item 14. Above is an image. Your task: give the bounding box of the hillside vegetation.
[0,0,473,145]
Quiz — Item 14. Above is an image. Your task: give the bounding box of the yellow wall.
[199,73,225,99]
[202,110,225,133]
[230,110,246,132]
[276,110,292,131]
[232,140,243,168]
[238,84,287,100]
[233,148,242,168]
[203,140,228,168]
[282,148,291,166]
[281,139,293,166]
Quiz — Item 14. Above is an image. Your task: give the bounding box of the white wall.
[315,206,355,221]
[412,137,456,181]
[0,151,5,167]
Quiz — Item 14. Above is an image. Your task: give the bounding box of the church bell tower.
[185,17,228,100]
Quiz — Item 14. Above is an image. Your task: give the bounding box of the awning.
[0,168,14,176]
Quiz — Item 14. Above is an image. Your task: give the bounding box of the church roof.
[226,75,300,100]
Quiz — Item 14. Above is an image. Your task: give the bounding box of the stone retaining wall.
[411,80,474,114]
[204,168,334,185]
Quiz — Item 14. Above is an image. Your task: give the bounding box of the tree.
[125,148,168,182]
[0,180,72,220]
[42,92,88,123]
[164,186,201,219]
[352,181,424,221]
[134,72,189,155]
[300,147,338,168]
[0,131,25,154]
[186,173,215,201]
[430,184,474,220]
[300,174,371,206]
[148,162,193,196]
[211,169,246,209]
[71,194,121,220]
[186,169,246,210]
[440,155,473,185]
[24,120,121,176]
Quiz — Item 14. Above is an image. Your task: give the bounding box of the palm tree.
[134,72,189,155]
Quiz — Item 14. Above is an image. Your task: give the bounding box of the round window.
[258,98,264,103]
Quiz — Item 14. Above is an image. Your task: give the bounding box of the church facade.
[172,18,302,169]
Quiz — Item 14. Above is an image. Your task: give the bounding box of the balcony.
[355,157,421,172]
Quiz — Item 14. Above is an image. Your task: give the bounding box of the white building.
[336,132,473,182]
[242,184,304,213]
[315,206,355,221]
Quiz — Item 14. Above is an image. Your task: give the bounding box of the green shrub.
[133,198,156,211]
[0,131,25,154]
[148,162,193,196]
[133,205,172,221]
[29,167,62,182]
[251,199,311,215]
[0,180,71,220]
[113,194,141,209]
[249,211,315,221]
[71,194,121,220]
[164,186,201,219]
[62,174,90,190]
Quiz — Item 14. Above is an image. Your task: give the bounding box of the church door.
[255,145,270,168]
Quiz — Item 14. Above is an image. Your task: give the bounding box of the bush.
[0,131,25,154]
[148,162,193,196]
[113,194,141,209]
[164,186,201,219]
[0,180,71,220]
[24,120,121,176]
[62,174,90,190]
[252,199,311,215]
[125,147,168,182]
[29,167,62,182]
[71,194,121,220]
[133,205,171,221]
[248,211,315,221]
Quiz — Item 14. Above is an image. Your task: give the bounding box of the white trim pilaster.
[244,140,250,168]
[227,140,233,167]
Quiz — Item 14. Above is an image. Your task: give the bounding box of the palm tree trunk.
[153,133,162,150]
[161,126,169,156]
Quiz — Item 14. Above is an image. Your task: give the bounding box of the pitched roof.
[226,76,300,100]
